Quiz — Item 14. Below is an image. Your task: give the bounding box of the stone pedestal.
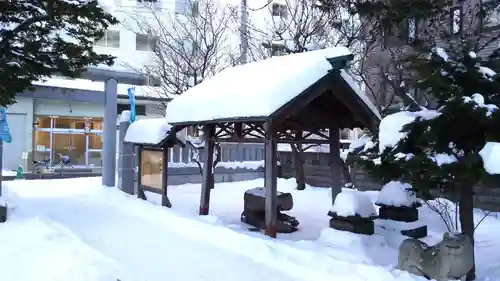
[241,187,299,233]
[328,212,375,235]
[375,203,427,238]
[0,204,6,223]
[378,204,418,222]
[375,219,428,239]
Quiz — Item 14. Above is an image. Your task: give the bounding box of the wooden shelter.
[124,118,185,208]
[165,47,380,238]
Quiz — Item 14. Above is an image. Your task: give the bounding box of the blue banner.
[127,87,136,123]
[0,107,12,143]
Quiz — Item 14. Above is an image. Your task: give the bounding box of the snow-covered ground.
[1,177,499,281]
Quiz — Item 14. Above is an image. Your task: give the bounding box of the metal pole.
[102,78,118,187]
[240,0,248,64]
[0,141,3,196]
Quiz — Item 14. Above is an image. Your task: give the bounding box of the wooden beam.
[329,124,342,205]
[137,146,147,201]
[199,124,216,215]
[264,121,278,238]
[271,74,332,127]
[234,123,243,139]
[161,147,172,208]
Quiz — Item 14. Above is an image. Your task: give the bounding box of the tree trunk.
[459,184,476,281]
[340,158,353,188]
[291,144,306,190]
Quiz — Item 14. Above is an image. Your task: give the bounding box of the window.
[451,7,462,34]
[270,45,287,57]
[136,33,157,51]
[481,0,500,28]
[407,17,418,43]
[271,3,287,17]
[191,0,199,16]
[117,104,146,116]
[95,30,120,48]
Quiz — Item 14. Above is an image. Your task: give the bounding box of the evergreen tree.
[0,0,118,106]
[351,44,500,281]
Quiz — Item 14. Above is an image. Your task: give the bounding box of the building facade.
[363,0,500,110]
[2,0,192,170]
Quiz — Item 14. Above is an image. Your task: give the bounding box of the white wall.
[6,97,34,156]
[34,99,104,118]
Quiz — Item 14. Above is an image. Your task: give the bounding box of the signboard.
[84,119,92,135]
[0,107,12,143]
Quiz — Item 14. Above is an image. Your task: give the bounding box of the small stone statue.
[396,232,474,281]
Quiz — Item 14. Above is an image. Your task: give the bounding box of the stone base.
[329,213,374,235]
[375,219,427,239]
[0,205,6,223]
[244,188,293,212]
[378,205,418,222]
[241,209,299,233]
[401,225,427,239]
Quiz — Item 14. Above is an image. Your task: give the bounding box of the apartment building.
[4,0,197,170]
[363,0,500,111]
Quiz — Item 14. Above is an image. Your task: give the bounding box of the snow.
[429,153,457,166]
[166,47,353,124]
[330,191,376,218]
[463,93,498,117]
[376,181,417,207]
[32,76,160,98]
[479,142,500,175]
[434,47,449,61]
[124,118,188,145]
[1,177,500,281]
[119,110,131,123]
[169,160,268,170]
[378,110,440,153]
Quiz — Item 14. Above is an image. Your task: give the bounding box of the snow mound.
[124,118,187,145]
[0,217,131,281]
[330,191,376,218]
[379,110,440,153]
[479,142,500,174]
[376,181,417,207]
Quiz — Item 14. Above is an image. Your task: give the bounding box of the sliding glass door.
[33,116,104,167]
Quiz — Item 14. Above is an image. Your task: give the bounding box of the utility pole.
[239,0,248,64]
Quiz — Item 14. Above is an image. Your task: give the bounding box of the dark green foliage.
[354,44,500,198]
[0,0,118,106]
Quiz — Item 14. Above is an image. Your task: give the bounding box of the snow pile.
[119,110,131,123]
[330,191,376,218]
[166,47,352,124]
[479,142,500,175]
[124,118,172,145]
[0,217,130,281]
[378,110,440,153]
[375,181,417,207]
[124,118,187,145]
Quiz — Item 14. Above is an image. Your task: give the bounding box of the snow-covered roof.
[124,118,187,145]
[166,47,359,124]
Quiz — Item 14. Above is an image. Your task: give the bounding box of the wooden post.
[199,124,215,215]
[329,125,341,205]
[137,146,147,200]
[161,147,172,208]
[264,122,278,238]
